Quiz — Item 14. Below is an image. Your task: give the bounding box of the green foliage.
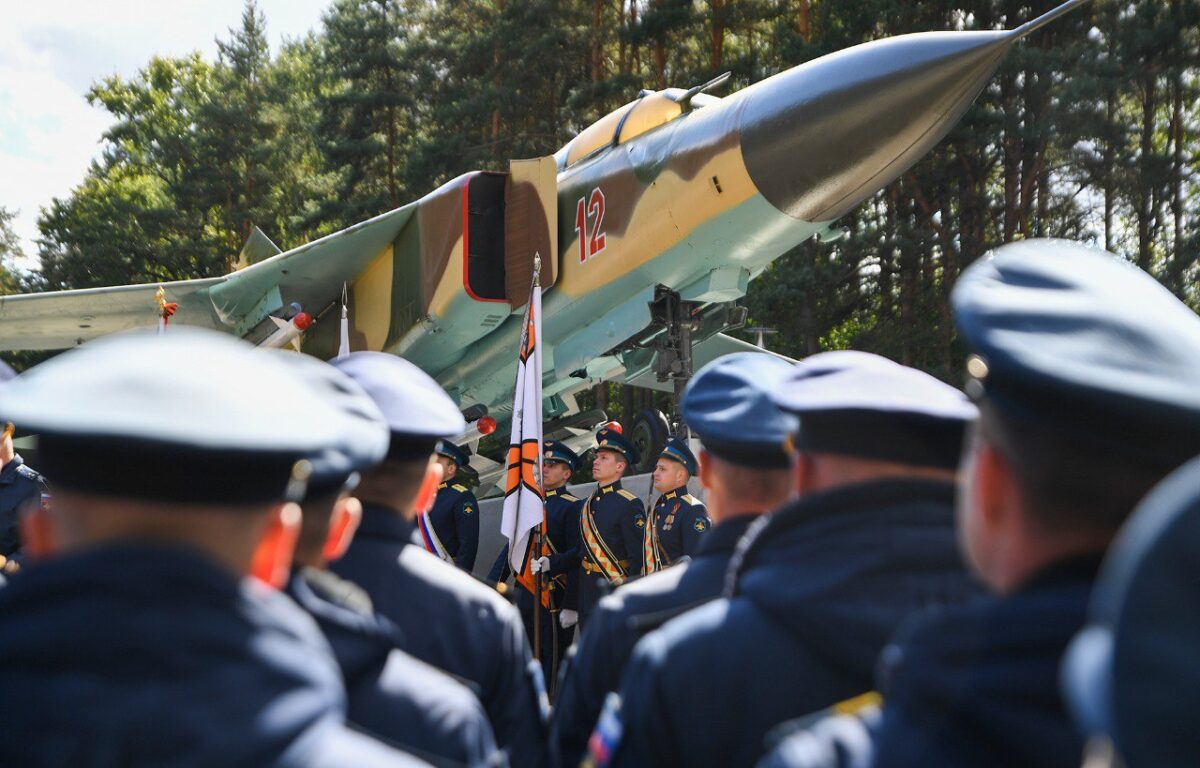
[24,0,1200,383]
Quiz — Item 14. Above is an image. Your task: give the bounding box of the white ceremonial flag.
[501,261,545,574]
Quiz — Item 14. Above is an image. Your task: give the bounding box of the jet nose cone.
[739,29,1015,222]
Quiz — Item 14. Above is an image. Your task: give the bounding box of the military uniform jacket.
[428,481,481,571]
[0,454,45,557]
[0,544,431,767]
[487,486,585,609]
[643,486,709,573]
[285,567,502,768]
[331,503,550,768]
[577,480,647,625]
[553,515,753,768]
[868,554,1104,768]
[601,480,980,768]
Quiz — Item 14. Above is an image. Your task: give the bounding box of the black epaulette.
[617,489,636,501]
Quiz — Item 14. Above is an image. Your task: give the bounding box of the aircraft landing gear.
[649,289,699,437]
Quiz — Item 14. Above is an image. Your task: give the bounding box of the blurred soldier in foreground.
[642,436,709,574]
[277,353,502,768]
[862,241,1200,768]
[1063,455,1200,768]
[0,359,46,562]
[487,440,585,690]
[0,329,429,767]
[596,351,980,768]
[553,352,796,768]
[577,426,646,628]
[428,440,481,571]
[329,352,549,768]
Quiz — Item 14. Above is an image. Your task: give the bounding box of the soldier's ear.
[19,500,56,560]
[413,461,444,516]
[322,495,362,563]
[249,502,301,589]
[698,449,715,490]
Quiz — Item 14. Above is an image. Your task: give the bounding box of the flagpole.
[530,254,543,667]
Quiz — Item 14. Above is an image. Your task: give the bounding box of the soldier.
[1063,456,1200,768]
[760,240,1200,768]
[594,351,980,768]
[0,360,46,563]
[487,439,585,690]
[276,352,502,768]
[329,352,549,768]
[427,440,480,572]
[553,352,797,768]
[643,436,709,574]
[0,329,429,767]
[577,426,646,628]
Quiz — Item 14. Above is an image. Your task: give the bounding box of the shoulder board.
[682,494,702,506]
[617,489,637,501]
[16,465,43,483]
[451,483,468,493]
[560,493,579,502]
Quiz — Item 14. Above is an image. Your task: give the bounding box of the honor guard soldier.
[643,436,708,574]
[427,440,481,572]
[487,439,585,690]
[760,241,1200,768]
[553,352,796,768]
[577,426,646,628]
[329,352,550,768]
[0,360,47,563]
[596,351,980,768]
[0,329,430,767]
[275,353,502,768]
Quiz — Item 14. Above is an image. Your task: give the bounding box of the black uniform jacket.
[606,479,980,768]
[331,502,549,768]
[428,482,481,571]
[645,486,709,569]
[286,567,502,768]
[577,480,646,624]
[553,515,753,768]
[869,554,1104,768]
[0,544,431,767]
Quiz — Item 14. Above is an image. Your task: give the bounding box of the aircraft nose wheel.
[629,409,670,475]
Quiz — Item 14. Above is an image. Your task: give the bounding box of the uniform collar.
[437,481,448,491]
[696,515,756,558]
[0,454,25,485]
[546,486,561,499]
[356,502,416,543]
[661,485,688,501]
[597,479,622,495]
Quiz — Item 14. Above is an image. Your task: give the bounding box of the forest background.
[0,0,1196,423]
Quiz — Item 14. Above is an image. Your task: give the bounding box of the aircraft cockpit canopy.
[556,88,722,170]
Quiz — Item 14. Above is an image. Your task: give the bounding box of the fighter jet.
[0,1,1085,479]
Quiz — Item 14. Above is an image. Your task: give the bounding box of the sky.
[0,0,331,270]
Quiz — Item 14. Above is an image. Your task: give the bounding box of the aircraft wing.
[0,205,417,352]
[623,332,795,392]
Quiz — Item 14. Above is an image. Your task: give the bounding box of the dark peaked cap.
[772,350,976,470]
[271,351,389,496]
[331,351,466,461]
[1062,455,1200,766]
[0,328,350,504]
[952,239,1200,467]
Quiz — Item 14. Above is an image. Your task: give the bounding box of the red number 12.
[575,187,607,263]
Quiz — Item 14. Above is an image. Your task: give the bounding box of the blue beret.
[659,436,697,475]
[0,328,351,503]
[435,440,470,468]
[272,352,389,496]
[596,426,638,467]
[682,352,798,468]
[1063,455,1200,764]
[543,440,580,471]
[331,352,466,461]
[953,239,1200,467]
[772,351,976,469]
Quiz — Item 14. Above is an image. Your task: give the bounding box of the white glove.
[531,556,551,574]
[559,609,579,629]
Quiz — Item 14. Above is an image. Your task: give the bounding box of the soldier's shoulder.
[560,492,580,503]
[15,464,45,484]
[450,483,470,493]
[617,488,637,501]
[681,493,703,507]
[397,546,518,623]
